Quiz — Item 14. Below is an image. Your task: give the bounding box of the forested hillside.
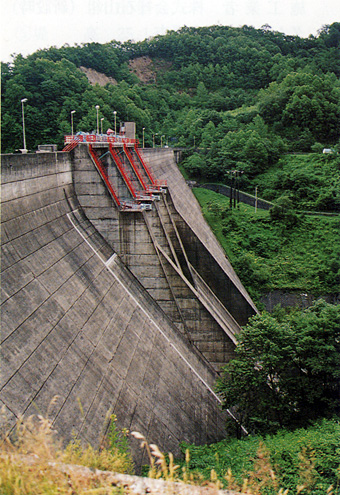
[2,23,340,161]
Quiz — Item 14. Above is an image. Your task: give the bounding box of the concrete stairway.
[141,148,258,326]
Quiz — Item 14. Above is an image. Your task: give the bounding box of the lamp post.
[71,110,76,136]
[142,127,145,148]
[95,105,100,134]
[100,117,104,134]
[21,98,28,152]
[113,111,117,135]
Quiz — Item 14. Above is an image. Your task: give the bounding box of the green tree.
[200,121,216,148]
[216,300,340,435]
[258,71,340,146]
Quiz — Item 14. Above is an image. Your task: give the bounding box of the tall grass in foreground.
[1,410,339,494]
[0,407,133,494]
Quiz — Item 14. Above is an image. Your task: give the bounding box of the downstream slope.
[0,152,226,465]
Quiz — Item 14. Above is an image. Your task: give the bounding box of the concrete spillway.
[1,147,256,464]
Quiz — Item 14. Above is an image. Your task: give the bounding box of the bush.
[0,409,134,494]
[180,419,340,494]
[216,300,340,435]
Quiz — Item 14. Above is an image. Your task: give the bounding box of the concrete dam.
[1,142,257,464]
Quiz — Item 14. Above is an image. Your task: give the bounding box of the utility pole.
[227,169,243,209]
[236,170,243,208]
[228,170,236,208]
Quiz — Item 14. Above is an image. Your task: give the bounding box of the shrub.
[180,419,340,494]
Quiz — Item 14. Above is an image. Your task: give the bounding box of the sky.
[1,0,340,62]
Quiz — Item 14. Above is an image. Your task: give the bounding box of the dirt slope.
[79,66,117,86]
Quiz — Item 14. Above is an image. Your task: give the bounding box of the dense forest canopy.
[2,23,339,144]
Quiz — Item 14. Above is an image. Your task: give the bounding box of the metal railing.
[64,134,138,144]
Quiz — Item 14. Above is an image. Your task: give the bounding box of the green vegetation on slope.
[193,188,340,303]
[2,23,340,164]
[181,418,340,494]
[253,153,340,211]
[216,300,340,435]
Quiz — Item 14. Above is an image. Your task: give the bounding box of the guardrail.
[64,134,138,144]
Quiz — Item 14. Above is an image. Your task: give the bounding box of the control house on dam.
[1,123,257,466]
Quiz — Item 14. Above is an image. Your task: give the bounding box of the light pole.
[100,117,104,134]
[142,127,145,148]
[95,105,100,134]
[71,110,76,136]
[113,111,117,135]
[21,98,28,152]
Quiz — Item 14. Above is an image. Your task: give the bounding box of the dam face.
[1,146,256,465]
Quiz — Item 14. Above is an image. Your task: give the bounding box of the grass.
[138,419,340,494]
[250,153,340,212]
[179,419,340,495]
[192,187,340,305]
[0,407,133,495]
[1,410,339,494]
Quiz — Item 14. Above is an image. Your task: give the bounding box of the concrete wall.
[71,146,257,370]
[141,149,258,323]
[1,151,227,468]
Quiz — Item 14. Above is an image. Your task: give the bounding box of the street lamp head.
[95,105,100,110]
[21,98,28,103]
[113,110,117,115]
[71,110,76,114]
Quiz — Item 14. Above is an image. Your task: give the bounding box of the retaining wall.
[141,149,258,324]
[200,183,274,210]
